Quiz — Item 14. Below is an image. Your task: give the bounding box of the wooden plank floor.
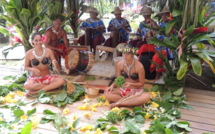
[0,65,215,134]
[182,88,215,134]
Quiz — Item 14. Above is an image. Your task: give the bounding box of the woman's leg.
[129,39,140,47]
[78,34,85,46]
[103,37,112,47]
[92,35,104,54]
[25,77,66,96]
[112,92,150,108]
[104,89,122,102]
[24,80,47,91]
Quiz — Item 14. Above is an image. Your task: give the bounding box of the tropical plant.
[0,0,48,52]
[148,0,215,91]
[66,0,87,38]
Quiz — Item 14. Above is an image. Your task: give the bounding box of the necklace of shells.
[52,27,61,35]
[33,48,46,59]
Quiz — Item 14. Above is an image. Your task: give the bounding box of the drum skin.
[68,49,94,72]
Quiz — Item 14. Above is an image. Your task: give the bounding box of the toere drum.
[110,30,120,48]
[68,49,94,72]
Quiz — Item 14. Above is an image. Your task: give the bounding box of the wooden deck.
[0,65,215,133]
[182,88,215,134]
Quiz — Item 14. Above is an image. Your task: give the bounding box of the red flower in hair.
[42,35,47,43]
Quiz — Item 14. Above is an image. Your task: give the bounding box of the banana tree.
[0,0,48,52]
[66,0,87,38]
[148,0,215,90]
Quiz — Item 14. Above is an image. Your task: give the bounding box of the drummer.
[78,7,106,54]
[104,7,132,47]
[129,6,157,48]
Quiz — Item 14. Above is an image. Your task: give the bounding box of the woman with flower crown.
[104,43,150,108]
[24,32,66,96]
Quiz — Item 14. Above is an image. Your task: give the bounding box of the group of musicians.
[78,6,171,52]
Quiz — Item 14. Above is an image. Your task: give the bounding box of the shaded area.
[185,64,215,91]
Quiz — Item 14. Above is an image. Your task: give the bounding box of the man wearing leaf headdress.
[44,14,72,72]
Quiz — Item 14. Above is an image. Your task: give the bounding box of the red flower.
[71,26,75,30]
[13,36,22,43]
[76,10,80,15]
[205,14,209,17]
[150,50,167,73]
[191,27,208,34]
[42,35,47,43]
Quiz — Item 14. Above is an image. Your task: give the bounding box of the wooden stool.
[95,45,117,61]
[70,45,90,51]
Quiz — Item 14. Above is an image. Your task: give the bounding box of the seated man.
[129,6,157,48]
[104,7,131,47]
[44,14,72,72]
[78,7,106,54]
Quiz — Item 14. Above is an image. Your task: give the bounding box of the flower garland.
[117,45,139,55]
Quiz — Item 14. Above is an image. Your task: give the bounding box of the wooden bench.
[95,45,117,61]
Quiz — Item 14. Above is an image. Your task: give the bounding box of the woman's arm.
[48,48,60,71]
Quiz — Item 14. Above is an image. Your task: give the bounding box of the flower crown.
[117,45,138,55]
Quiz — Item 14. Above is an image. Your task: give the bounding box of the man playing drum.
[78,7,106,54]
[129,6,157,48]
[44,14,72,72]
[104,7,132,47]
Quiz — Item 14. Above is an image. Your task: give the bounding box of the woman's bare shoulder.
[117,60,124,66]
[135,60,144,69]
[26,49,33,56]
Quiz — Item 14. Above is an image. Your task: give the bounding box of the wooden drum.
[68,49,94,72]
[110,30,120,48]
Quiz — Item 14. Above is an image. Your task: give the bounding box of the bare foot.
[25,91,38,97]
[109,103,119,109]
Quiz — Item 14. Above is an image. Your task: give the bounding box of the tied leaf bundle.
[114,76,125,88]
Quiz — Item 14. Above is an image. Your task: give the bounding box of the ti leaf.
[13,109,24,117]
[177,59,188,80]
[124,120,141,134]
[21,122,32,134]
[173,88,183,96]
[190,57,202,76]
[27,108,36,116]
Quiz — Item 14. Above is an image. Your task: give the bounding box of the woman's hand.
[105,85,114,94]
[123,82,132,88]
[32,68,41,76]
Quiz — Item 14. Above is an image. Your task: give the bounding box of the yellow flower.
[151,102,159,108]
[16,90,24,96]
[95,128,103,134]
[63,107,70,115]
[111,107,120,112]
[11,123,17,129]
[142,132,146,134]
[4,94,17,103]
[84,112,91,118]
[91,103,99,107]
[0,117,4,121]
[71,115,78,120]
[68,123,75,131]
[98,102,103,106]
[84,130,92,134]
[149,92,157,98]
[104,100,109,106]
[99,95,106,99]
[154,115,158,120]
[147,100,151,104]
[85,94,89,99]
[80,125,94,132]
[144,113,151,119]
[32,122,38,129]
[20,115,28,121]
[91,107,97,112]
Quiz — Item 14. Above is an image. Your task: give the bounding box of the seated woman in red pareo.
[104,43,150,108]
[129,6,157,48]
[103,7,132,47]
[78,7,106,54]
[24,32,66,96]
